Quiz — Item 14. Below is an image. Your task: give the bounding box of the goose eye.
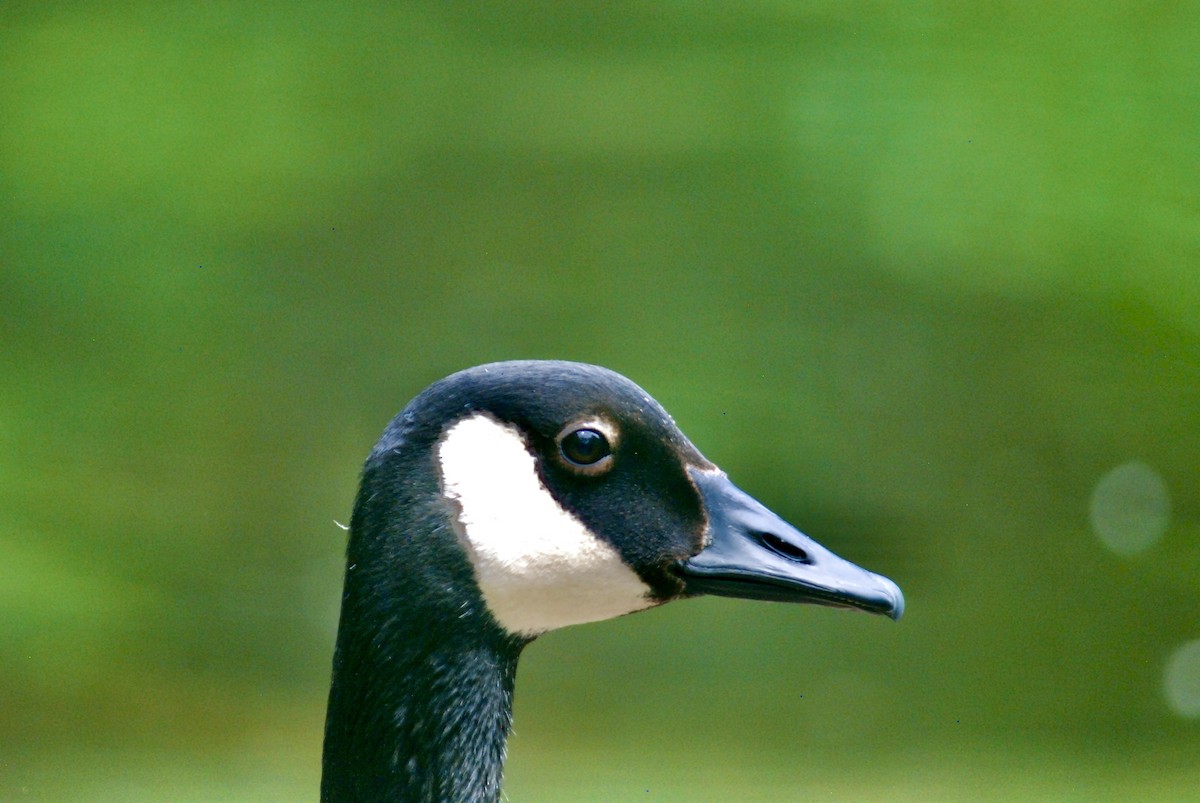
[559,428,611,467]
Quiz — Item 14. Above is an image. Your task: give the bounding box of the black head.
[352,360,901,639]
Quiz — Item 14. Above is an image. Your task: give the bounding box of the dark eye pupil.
[561,428,610,465]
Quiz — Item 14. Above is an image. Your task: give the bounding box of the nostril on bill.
[756,531,811,563]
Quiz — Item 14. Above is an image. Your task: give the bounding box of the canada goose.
[322,360,903,802]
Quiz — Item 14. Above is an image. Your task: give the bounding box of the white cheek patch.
[437,414,655,637]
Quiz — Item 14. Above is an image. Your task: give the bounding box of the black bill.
[677,469,904,620]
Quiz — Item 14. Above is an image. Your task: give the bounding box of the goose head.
[322,360,902,801]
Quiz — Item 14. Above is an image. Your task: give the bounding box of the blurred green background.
[4,2,1199,800]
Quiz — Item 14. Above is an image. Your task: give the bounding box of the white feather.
[438,414,655,636]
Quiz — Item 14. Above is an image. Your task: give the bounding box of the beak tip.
[879,575,905,621]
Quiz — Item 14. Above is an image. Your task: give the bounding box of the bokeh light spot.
[1088,461,1170,556]
[1164,639,1200,719]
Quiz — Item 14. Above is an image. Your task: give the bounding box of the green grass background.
[4,3,1199,799]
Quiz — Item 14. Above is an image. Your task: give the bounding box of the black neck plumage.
[321,453,530,803]
[321,617,523,801]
